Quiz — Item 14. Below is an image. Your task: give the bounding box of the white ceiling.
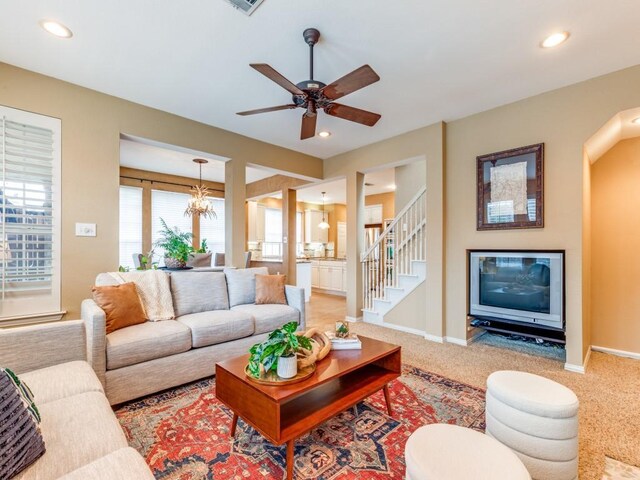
[2,1,640,159]
[120,138,274,183]
[292,169,395,204]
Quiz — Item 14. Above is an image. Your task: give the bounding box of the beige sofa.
[0,320,154,480]
[82,267,306,405]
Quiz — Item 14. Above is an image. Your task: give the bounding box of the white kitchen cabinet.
[247,202,266,242]
[319,266,331,289]
[304,209,329,243]
[296,262,311,302]
[342,266,347,291]
[311,263,319,287]
[330,266,343,291]
[365,204,383,225]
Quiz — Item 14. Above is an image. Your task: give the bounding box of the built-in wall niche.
[468,250,565,344]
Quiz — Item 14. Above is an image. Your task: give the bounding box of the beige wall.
[446,65,640,367]
[0,62,322,318]
[365,192,395,220]
[395,161,427,211]
[590,137,640,354]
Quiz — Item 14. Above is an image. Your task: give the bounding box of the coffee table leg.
[230,413,238,437]
[286,440,294,480]
[383,384,393,417]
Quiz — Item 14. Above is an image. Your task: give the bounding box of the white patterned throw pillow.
[108,271,175,321]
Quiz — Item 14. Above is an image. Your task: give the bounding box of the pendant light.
[318,192,330,230]
[185,159,217,219]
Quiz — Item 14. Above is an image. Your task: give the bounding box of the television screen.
[478,256,551,314]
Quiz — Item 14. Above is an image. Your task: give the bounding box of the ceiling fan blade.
[237,104,297,116]
[321,65,380,101]
[250,64,305,96]
[325,103,381,126]
[300,113,317,140]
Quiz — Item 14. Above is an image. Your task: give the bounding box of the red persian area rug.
[115,365,486,479]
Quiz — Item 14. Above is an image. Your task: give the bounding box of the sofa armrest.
[285,285,306,331]
[81,298,107,385]
[0,319,86,374]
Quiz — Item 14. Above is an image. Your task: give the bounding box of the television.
[469,251,564,331]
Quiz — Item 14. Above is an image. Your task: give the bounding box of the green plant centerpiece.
[248,322,312,379]
[154,218,194,269]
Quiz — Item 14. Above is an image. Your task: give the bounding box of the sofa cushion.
[177,310,254,348]
[170,271,229,317]
[255,274,287,305]
[106,321,191,370]
[92,282,148,333]
[15,391,128,480]
[59,447,154,480]
[231,304,299,335]
[21,361,104,405]
[224,267,269,307]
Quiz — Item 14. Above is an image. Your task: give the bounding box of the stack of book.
[325,331,362,350]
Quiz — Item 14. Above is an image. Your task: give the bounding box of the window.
[263,207,282,258]
[0,106,61,320]
[199,197,225,254]
[151,190,191,265]
[119,186,142,269]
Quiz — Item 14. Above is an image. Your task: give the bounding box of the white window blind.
[199,197,225,254]
[263,207,282,258]
[0,106,61,320]
[119,186,143,269]
[151,190,191,266]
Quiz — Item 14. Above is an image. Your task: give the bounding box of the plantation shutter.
[119,186,143,269]
[151,190,191,266]
[0,106,61,320]
[199,197,225,254]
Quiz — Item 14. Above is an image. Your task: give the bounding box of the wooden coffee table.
[215,335,401,479]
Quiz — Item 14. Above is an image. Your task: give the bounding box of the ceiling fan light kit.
[237,28,382,140]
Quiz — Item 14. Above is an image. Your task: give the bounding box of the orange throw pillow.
[255,274,287,305]
[92,282,148,334]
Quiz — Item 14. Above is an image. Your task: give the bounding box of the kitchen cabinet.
[364,204,383,225]
[311,259,346,294]
[247,201,265,242]
[304,209,329,243]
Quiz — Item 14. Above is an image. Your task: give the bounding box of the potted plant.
[154,218,194,269]
[248,322,312,379]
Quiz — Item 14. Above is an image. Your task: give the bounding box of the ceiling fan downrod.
[303,28,320,81]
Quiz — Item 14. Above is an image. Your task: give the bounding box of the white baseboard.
[345,316,363,323]
[379,321,425,337]
[564,346,591,374]
[592,345,640,360]
[445,336,469,346]
[424,333,444,343]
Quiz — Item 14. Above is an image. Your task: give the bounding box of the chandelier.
[185,159,217,219]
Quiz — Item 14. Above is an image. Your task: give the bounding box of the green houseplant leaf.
[247,322,311,378]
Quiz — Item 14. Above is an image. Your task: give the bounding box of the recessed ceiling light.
[39,20,73,38]
[318,131,331,138]
[632,117,640,125]
[541,31,570,48]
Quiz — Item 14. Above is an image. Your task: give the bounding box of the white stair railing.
[361,187,426,311]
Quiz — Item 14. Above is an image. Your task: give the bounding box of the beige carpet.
[307,293,640,480]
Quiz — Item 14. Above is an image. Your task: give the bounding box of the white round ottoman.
[405,423,531,480]
[486,371,579,480]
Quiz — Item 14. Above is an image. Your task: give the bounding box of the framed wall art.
[476,143,544,230]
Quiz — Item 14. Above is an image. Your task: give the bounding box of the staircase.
[361,187,426,325]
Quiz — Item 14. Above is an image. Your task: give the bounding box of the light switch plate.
[75,223,97,237]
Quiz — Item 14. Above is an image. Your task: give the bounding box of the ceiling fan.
[237,28,381,140]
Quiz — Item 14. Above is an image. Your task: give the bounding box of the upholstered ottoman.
[405,423,530,480]
[486,371,579,480]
